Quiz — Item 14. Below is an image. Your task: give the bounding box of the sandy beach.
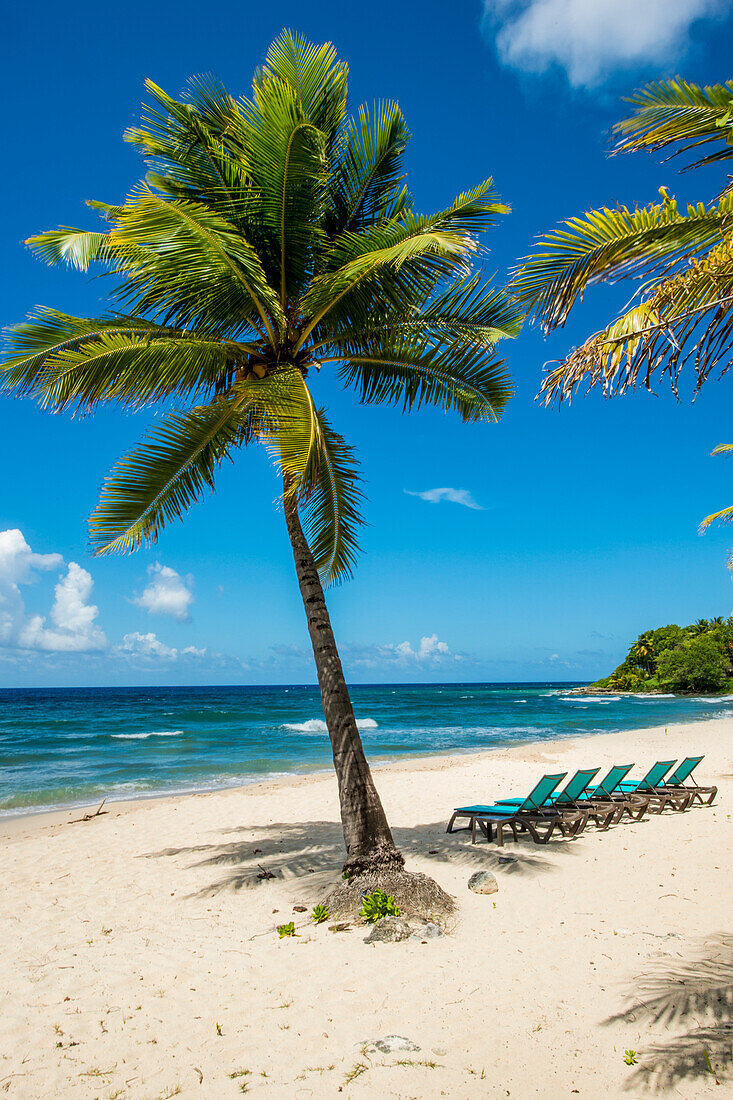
[1,717,731,1099]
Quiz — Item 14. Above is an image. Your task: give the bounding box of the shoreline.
[0,713,725,835]
[5,685,733,823]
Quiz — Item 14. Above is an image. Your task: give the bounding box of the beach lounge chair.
[579,763,634,800]
[495,768,618,832]
[447,772,566,832]
[614,759,692,813]
[571,763,651,822]
[625,755,717,806]
[446,773,585,846]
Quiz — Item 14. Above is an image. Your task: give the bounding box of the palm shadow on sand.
[142,817,583,899]
[605,931,733,1091]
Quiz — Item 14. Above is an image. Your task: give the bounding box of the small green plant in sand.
[623,1050,638,1065]
[277,922,297,938]
[360,889,400,923]
[215,1021,223,1036]
[311,904,330,924]
[344,1059,370,1084]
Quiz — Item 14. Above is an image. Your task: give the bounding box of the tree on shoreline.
[592,616,733,693]
[2,33,520,876]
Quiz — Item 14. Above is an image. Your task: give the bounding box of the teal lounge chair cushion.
[456,772,566,816]
[616,760,675,792]
[497,768,600,808]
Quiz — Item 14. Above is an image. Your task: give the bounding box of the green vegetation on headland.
[587,618,733,694]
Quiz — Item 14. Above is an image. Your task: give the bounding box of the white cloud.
[20,563,106,652]
[405,488,483,510]
[394,634,451,660]
[346,634,455,668]
[484,0,723,87]
[120,631,178,660]
[0,530,106,652]
[132,563,194,621]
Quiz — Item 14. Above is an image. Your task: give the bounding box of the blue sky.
[2,0,733,687]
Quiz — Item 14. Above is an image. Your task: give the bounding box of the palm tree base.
[342,841,405,879]
[325,866,455,923]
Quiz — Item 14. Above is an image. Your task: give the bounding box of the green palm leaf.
[269,375,363,583]
[332,334,512,422]
[512,194,733,330]
[107,188,283,341]
[240,72,329,303]
[298,182,508,347]
[615,78,733,171]
[320,275,522,350]
[539,234,733,403]
[258,31,348,144]
[89,376,297,553]
[89,397,250,554]
[329,101,410,233]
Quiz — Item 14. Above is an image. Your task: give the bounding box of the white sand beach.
[1,717,731,1099]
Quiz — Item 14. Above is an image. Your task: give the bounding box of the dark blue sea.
[1,682,731,816]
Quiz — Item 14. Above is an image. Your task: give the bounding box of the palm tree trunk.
[282,482,404,877]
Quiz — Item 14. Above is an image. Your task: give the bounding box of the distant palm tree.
[510,78,733,533]
[630,635,655,674]
[690,619,712,636]
[2,33,520,876]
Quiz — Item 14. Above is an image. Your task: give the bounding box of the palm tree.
[3,33,520,877]
[630,634,655,675]
[510,78,733,532]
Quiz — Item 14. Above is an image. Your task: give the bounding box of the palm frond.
[268,375,364,584]
[3,315,254,413]
[331,334,512,422]
[107,187,283,341]
[257,30,348,144]
[25,228,123,271]
[89,397,249,554]
[512,194,733,330]
[700,504,733,530]
[298,181,508,346]
[319,275,523,350]
[239,73,329,303]
[89,375,296,553]
[615,77,733,172]
[125,77,255,217]
[329,100,410,233]
[539,234,733,403]
[2,311,226,407]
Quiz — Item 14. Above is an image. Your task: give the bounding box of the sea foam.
[283,717,378,733]
[111,730,184,740]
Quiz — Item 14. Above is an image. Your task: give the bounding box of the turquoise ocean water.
[1,682,731,816]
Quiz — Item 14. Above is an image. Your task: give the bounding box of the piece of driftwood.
[68,799,108,824]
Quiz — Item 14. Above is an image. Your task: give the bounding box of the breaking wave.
[282,717,378,734]
[111,730,184,740]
